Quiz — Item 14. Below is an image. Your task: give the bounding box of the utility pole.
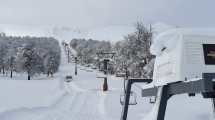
[103,59,109,91]
[75,57,77,75]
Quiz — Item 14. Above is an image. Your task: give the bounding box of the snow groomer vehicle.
[121,28,215,120]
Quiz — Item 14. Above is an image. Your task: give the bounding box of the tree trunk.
[28,71,30,80]
[10,70,13,78]
[28,75,30,80]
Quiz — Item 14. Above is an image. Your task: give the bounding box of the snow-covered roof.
[150,28,215,56]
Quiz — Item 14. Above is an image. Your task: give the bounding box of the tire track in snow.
[19,91,110,120]
[27,92,78,120]
[98,92,107,116]
[68,91,107,120]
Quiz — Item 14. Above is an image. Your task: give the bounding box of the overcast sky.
[0,0,215,29]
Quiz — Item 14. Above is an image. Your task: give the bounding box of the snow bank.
[0,80,65,113]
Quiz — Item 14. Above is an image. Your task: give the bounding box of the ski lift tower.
[96,51,116,91]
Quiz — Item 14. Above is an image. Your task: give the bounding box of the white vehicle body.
[151,28,215,86]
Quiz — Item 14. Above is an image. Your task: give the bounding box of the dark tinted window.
[203,44,215,65]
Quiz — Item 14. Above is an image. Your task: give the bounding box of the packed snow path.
[0,91,109,120]
[0,83,112,120]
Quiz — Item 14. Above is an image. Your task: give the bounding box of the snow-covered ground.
[0,39,213,120]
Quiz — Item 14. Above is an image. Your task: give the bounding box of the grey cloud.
[0,0,214,28]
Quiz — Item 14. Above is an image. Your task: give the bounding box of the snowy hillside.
[52,26,87,41]
[0,24,53,37]
[85,25,135,42]
[0,24,134,42]
[0,23,175,43]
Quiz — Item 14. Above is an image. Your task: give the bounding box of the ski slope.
[0,40,213,120]
[0,42,129,120]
